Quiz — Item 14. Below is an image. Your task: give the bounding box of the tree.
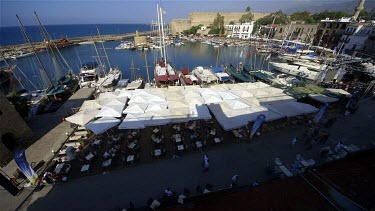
[253,10,290,34]
[182,25,203,35]
[229,21,235,25]
[209,13,225,35]
[240,6,254,24]
[290,11,315,23]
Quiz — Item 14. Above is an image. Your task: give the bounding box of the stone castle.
[170,12,268,34]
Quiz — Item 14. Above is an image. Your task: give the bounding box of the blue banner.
[315,102,329,122]
[14,149,38,184]
[250,114,266,139]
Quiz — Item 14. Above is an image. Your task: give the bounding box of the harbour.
[1,1,375,210]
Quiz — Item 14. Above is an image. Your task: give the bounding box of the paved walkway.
[0,88,94,211]
[19,99,374,210]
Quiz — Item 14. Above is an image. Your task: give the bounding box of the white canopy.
[184,90,201,99]
[224,99,250,110]
[218,91,239,100]
[170,107,191,123]
[143,110,171,126]
[230,90,254,98]
[247,88,271,98]
[96,105,124,118]
[187,97,205,107]
[189,104,212,120]
[148,93,167,103]
[85,117,120,134]
[210,84,229,92]
[145,102,168,112]
[97,92,119,101]
[123,103,148,114]
[98,97,127,106]
[203,94,223,104]
[265,102,318,117]
[80,100,102,111]
[115,90,133,98]
[168,100,189,109]
[118,113,145,129]
[198,88,220,97]
[65,109,100,126]
[128,95,148,104]
[164,91,184,101]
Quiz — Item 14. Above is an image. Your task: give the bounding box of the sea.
[0,24,271,92]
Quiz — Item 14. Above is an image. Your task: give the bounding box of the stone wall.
[170,12,268,35]
[170,19,191,35]
[0,92,33,163]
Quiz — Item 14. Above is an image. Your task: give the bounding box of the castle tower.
[353,0,365,21]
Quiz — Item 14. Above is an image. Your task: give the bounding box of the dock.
[0,31,152,54]
[2,88,95,177]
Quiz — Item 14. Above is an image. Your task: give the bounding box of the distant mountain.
[284,0,375,14]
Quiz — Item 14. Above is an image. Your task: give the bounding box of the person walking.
[231,175,239,187]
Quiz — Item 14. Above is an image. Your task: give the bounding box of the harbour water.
[0,24,150,46]
[4,41,272,92]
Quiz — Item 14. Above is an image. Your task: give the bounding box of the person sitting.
[42,172,55,185]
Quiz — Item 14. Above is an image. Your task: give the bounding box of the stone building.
[313,17,352,47]
[133,30,147,45]
[170,12,268,35]
[0,92,33,162]
[273,22,318,43]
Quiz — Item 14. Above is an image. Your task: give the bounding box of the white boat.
[259,70,300,87]
[96,67,123,92]
[115,41,135,50]
[292,61,327,72]
[192,66,218,84]
[78,41,95,45]
[269,62,319,81]
[79,62,103,88]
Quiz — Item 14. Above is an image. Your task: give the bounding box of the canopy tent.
[226,83,244,90]
[98,97,127,106]
[169,107,191,123]
[210,84,229,92]
[143,110,171,126]
[167,86,184,92]
[85,117,120,134]
[189,104,212,120]
[148,93,167,103]
[224,99,250,110]
[114,90,133,98]
[242,82,270,90]
[187,97,205,107]
[198,88,220,98]
[247,88,271,98]
[145,102,168,112]
[132,89,151,97]
[202,94,223,105]
[65,109,100,126]
[184,85,201,90]
[128,95,148,104]
[184,90,201,99]
[230,90,254,98]
[97,92,119,101]
[308,94,339,103]
[96,105,124,118]
[261,87,285,95]
[164,91,184,101]
[265,102,318,117]
[150,88,167,94]
[241,97,261,106]
[167,100,189,109]
[118,113,145,129]
[123,103,148,114]
[257,94,296,105]
[218,91,239,100]
[80,100,102,111]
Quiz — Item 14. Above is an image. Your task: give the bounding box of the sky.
[0,0,354,27]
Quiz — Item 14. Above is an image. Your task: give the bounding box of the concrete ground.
[16,98,374,211]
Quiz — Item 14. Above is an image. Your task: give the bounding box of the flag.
[14,149,38,184]
[240,50,243,58]
[250,114,266,139]
[314,102,329,123]
[265,54,271,61]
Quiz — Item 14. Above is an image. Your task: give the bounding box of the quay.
[0,31,152,53]
[1,88,94,184]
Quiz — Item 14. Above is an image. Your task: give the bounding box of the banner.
[14,149,38,184]
[291,159,302,175]
[250,114,266,139]
[314,102,329,123]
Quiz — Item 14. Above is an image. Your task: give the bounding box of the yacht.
[269,62,319,81]
[192,66,218,84]
[79,62,103,88]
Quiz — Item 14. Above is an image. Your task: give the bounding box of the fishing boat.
[177,68,199,86]
[269,62,319,81]
[224,64,255,82]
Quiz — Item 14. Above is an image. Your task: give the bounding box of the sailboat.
[153,4,178,87]
[124,59,145,90]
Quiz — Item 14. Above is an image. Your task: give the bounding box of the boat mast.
[157,4,163,59]
[130,58,138,81]
[34,12,72,75]
[16,14,53,87]
[96,27,112,70]
[34,12,64,80]
[91,36,106,76]
[144,51,151,88]
[160,6,167,62]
